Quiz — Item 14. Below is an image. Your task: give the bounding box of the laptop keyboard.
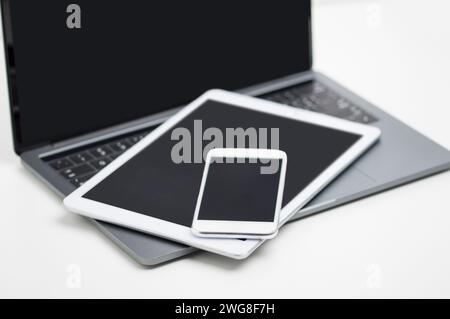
[45,81,377,188]
[262,81,378,124]
[46,131,150,187]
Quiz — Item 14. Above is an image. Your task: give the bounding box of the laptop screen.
[2,1,311,152]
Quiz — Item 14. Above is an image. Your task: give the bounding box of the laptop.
[1,1,449,266]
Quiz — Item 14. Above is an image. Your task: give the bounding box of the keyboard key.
[61,164,95,180]
[127,136,140,145]
[49,158,73,170]
[89,146,114,158]
[128,133,148,145]
[70,173,95,187]
[337,98,350,109]
[109,140,131,152]
[362,113,377,123]
[69,152,93,164]
[90,157,111,170]
[109,153,122,160]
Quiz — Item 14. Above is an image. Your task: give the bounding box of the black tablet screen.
[84,100,361,227]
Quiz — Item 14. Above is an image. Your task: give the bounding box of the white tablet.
[63,89,380,259]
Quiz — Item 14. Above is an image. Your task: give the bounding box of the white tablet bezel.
[63,89,380,259]
[191,148,287,238]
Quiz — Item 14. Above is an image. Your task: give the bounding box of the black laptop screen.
[2,1,312,152]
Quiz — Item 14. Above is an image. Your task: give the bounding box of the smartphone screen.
[197,157,283,222]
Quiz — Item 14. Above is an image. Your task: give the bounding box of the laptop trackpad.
[304,166,376,208]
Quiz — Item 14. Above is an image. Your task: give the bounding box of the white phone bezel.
[63,89,380,259]
[191,148,287,239]
[191,228,279,240]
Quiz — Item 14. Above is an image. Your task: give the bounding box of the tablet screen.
[84,100,361,227]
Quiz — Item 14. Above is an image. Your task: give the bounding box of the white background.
[0,0,449,298]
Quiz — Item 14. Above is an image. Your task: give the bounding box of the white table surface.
[1,0,449,298]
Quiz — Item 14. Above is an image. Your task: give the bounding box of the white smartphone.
[191,148,287,239]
